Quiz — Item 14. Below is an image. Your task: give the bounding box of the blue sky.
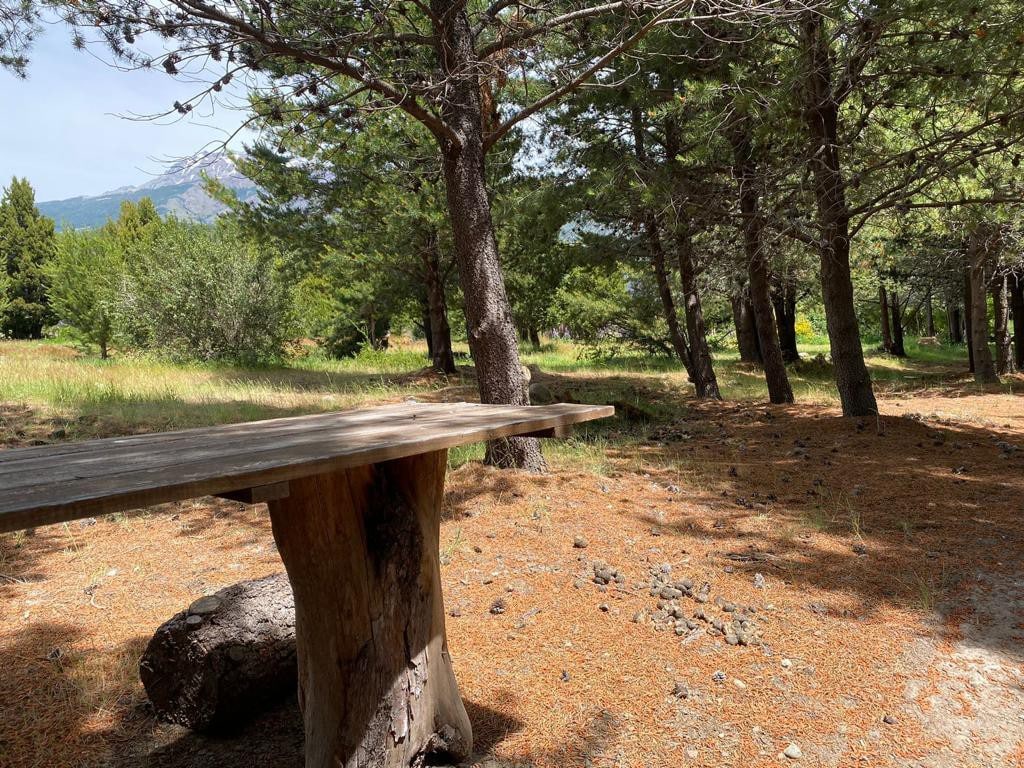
[0,22,250,202]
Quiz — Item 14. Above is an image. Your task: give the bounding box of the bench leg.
[267,449,472,768]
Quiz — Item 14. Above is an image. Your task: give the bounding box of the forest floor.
[1,339,1023,768]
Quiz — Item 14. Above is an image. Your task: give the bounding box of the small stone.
[684,747,698,759]
[712,670,726,683]
[673,681,689,699]
[473,545,483,553]
[723,565,735,574]
[753,573,767,589]
[781,658,792,669]
[725,633,739,646]
[489,598,506,615]
[449,606,462,617]
[882,714,896,725]
[783,743,802,760]
[661,586,683,600]
[188,595,221,616]
[573,536,589,549]
[599,603,609,612]
[733,678,746,689]
[560,670,570,682]
[184,614,203,628]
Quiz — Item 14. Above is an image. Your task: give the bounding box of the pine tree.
[0,177,55,338]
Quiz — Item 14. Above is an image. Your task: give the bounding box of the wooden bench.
[0,401,613,768]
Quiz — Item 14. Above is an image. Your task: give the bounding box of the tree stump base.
[267,449,472,768]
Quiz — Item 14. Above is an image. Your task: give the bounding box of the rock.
[490,598,506,615]
[712,670,726,683]
[753,573,767,590]
[573,536,589,549]
[188,596,222,616]
[733,678,746,689]
[781,658,792,669]
[882,714,896,725]
[783,743,802,759]
[684,747,698,759]
[673,681,689,699]
[660,586,683,600]
[598,603,609,612]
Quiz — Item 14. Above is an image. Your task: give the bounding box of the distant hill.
[39,154,258,230]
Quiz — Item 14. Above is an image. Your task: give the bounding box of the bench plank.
[0,402,613,532]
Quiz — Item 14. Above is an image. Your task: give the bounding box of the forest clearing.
[5,0,1024,766]
[1,339,1022,767]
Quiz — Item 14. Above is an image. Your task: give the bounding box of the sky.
[0,22,250,202]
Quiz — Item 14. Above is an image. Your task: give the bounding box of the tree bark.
[967,232,999,384]
[676,225,721,399]
[267,450,472,768]
[993,274,1013,375]
[432,1,543,470]
[879,285,893,353]
[964,269,975,372]
[947,302,963,344]
[924,288,936,337]
[646,213,696,380]
[730,122,793,404]
[771,279,801,363]
[528,327,541,349]
[1010,274,1024,371]
[889,289,906,357]
[800,12,877,416]
[421,229,457,375]
[140,573,296,732]
[731,286,762,364]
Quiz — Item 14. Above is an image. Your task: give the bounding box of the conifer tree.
[0,177,55,338]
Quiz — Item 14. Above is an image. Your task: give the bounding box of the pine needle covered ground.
[1,340,1022,768]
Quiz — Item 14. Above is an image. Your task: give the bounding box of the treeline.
[0,182,294,365]
[6,0,1024,469]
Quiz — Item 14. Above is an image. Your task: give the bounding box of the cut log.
[267,449,472,768]
[139,573,297,732]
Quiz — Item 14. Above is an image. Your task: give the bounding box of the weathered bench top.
[0,401,613,533]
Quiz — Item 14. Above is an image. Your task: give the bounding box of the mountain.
[39,154,259,230]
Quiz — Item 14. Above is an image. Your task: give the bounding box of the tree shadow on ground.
[603,398,1024,661]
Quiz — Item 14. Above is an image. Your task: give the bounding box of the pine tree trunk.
[947,302,963,344]
[968,232,999,384]
[1010,274,1024,371]
[771,281,800,363]
[879,285,893,353]
[993,274,1013,375]
[731,287,762,364]
[925,288,936,337]
[528,327,541,349]
[800,12,877,416]
[422,229,457,375]
[964,270,975,372]
[432,1,543,471]
[267,450,473,768]
[647,213,696,380]
[730,123,793,404]
[889,290,906,357]
[676,225,721,399]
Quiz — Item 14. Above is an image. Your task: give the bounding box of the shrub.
[120,222,292,365]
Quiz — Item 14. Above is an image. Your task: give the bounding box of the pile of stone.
[633,564,762,646]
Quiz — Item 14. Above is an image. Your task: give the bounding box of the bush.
[120,222,292,365]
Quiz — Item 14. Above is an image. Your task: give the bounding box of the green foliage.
[47,228,123,357]
[119,221,293,365]
[0,177,55,338]
[550,264,671,358]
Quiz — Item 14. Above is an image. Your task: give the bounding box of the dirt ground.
[2,373,1024,767]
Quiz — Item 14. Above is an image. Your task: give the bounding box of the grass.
[0,333,981,449]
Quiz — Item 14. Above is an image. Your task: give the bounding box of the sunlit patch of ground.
[1,339,1023,767]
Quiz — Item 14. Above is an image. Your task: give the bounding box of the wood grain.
[0,402,613,532]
